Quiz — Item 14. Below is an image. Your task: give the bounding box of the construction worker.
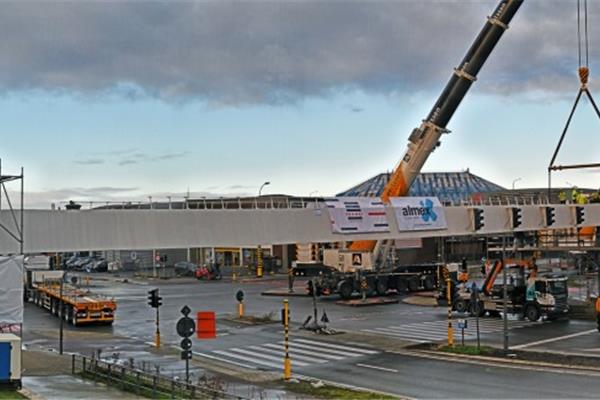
[571,187,579,204]
[558,190,567,204]
[590,189,600,204]
[577,191,588,204]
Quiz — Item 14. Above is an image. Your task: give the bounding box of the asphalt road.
[22,275,600,399]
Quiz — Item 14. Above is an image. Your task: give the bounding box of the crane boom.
[351,0,523,252]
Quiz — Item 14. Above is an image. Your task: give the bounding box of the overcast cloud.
[0,1,595,105]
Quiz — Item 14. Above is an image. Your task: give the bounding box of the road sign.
[236,290,244,303]
[180,338,192,351]
[197,311,216,339]
[176,317,195,338]
[181,305,191,316]
[321,311,329,324]
[457,318,467,329]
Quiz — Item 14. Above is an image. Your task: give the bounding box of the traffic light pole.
[156,305,161,349]
[283,299,291,380]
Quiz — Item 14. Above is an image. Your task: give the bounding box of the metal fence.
[71,354,243,399]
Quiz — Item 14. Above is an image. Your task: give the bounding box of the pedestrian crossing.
[196,338,379,371]
[361,317,545,343]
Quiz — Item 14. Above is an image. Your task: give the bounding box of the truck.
[450,259,569,322]
[295,0,524,299]
[27,274,116,326]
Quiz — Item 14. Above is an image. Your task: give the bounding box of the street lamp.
[511,178,522,190]
[256,181,270,279]
[259,181,270,196]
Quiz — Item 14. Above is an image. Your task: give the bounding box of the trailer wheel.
[454,298,468,314]
[396,278,408,293]
[376,277,388,296]
[423,275,436,291]
[408,277,420,292]
[338,280,353,300]
[525,304,541,322]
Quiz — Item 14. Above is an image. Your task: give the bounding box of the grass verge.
[284,380,398,399]
[0,389,26,399]
[438,345,495,356]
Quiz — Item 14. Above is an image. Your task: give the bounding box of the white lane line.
[284,341,362,357]
[228,348,309,367]
[511,329,598,350]
[249,345,327,364]
[264,343,344,360]
[292,338,378,354]
[192,351,258,370]
[213,350,282,369]
[356,363,398,373]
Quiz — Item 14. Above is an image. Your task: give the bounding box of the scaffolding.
[0,159,24,254]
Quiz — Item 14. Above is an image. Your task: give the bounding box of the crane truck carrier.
[25,270,116,326]
[295,0,524,299]
[446,259,569,322]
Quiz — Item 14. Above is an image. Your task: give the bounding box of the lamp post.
[511,178,522,190]
[256,181,270,278]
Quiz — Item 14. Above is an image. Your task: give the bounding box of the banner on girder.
[0,256,24,326]
[390,197,448,231]
[325,197,389,234]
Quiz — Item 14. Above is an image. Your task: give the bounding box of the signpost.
[176,305,195,383]
[457,318,467,346]
[236,290,245,318]
[470,282,481,350]
[147,289,162,348]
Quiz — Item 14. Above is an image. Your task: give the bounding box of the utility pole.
[59,280,64,355]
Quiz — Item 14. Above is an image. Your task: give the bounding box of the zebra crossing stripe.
[227,348,309,367]
[263,343,345,360]
[292,338,379,354]
[282,341,365,357]
[275,342,348,359]
[213,350,282,369]
[249,345,327,364]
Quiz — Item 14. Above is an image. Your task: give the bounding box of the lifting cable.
[548,0,600,196]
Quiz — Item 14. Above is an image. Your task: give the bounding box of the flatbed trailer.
[29,280,116,326]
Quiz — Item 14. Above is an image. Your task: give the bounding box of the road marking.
[264,343,345,360]
[292,338,378,354]
[283,341,359,357]
[213,350,282,369]
[511,329,598,349]
[356,363,398,373]
[249,345,327,364]
[192,351,258,370]
[228,348,309,367]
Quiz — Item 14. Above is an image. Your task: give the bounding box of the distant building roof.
[337,170,505,204]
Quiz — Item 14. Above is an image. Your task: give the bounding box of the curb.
[19,386,45,400]
[410,349,600,374]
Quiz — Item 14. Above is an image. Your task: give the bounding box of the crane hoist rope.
[548,0,600,193]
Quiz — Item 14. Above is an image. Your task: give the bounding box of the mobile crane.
[306,0,525,299]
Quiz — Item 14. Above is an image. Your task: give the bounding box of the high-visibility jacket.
[558,191,567,202]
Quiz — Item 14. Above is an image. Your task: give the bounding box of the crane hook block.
[579,67,589,87]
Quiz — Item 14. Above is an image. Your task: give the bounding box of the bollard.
[256,246,264,278]
[238,302,244,318]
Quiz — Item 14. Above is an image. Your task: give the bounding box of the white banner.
[325,197,390,234]
[391,197,448,231]
[0,256,24,325]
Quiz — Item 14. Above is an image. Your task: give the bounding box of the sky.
[2,0,600,208]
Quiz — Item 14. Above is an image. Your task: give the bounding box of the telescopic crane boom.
[350,0,524,252]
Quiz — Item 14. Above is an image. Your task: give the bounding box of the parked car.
[174,261,197,276]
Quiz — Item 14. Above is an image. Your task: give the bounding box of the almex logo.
[401,199,438,222]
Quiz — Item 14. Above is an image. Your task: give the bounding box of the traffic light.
[148,288,162,308]
[545,207,556,226]
[473,208,485,231]
[511,207,522,229]
[310,244,318,261]
[576,206,585,225]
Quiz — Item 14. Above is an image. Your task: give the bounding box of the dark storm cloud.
[0,1,594,104]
